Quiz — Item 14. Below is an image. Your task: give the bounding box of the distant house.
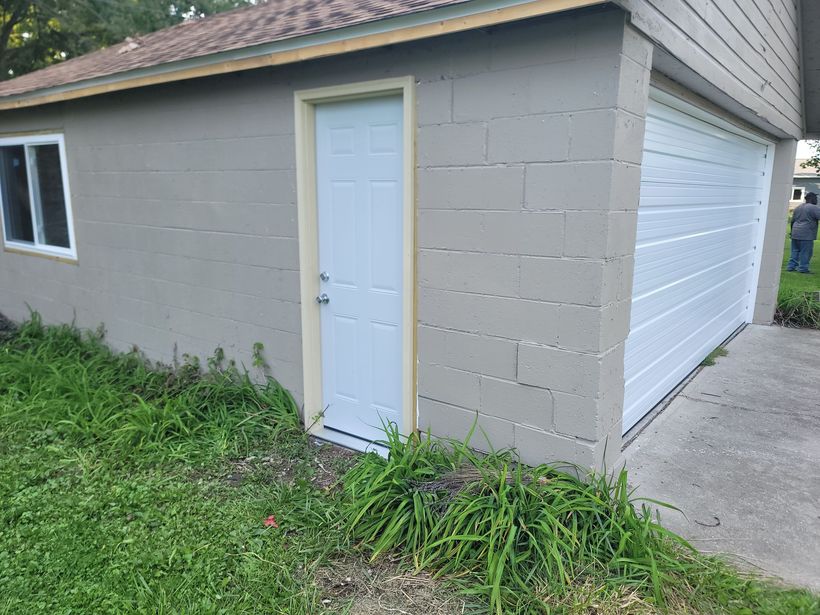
[792,158,820,208]
[0,0,817,469]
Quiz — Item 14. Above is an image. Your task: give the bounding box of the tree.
[800,140,820,174]
[0,0,255,80]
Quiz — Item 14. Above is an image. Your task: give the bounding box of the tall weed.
[0,313,299,463]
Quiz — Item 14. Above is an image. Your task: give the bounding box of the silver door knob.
[315,293,330,304]
[319,271,330,282]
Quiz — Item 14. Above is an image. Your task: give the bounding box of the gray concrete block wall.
[0,73,306,398]
[0,6,653,468]
[415,10,653,469]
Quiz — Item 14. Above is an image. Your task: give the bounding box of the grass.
[1,314,819,614]
[777,234,820,328]
[0,315,400,614]
[700,346,728,367]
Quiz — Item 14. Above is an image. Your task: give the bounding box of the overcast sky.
[797,140,814,158]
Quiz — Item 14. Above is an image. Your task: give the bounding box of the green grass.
[0,315,352,614]
[1,315,818,614]
[777,234,820,328]
[701,346,728,367]
[780,235,820,294]
[343,427,820,614]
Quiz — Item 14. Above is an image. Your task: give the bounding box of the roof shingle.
[0,0,471,99]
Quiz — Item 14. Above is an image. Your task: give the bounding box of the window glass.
[0,137,72,255]
[29,144,69,248]
[0,145,34,243]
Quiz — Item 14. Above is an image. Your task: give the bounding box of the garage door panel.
[630,254,753,327]
[624,299,747,430]
[626,291,748,394]
[623,94,770,433]
[627,268,751,364]
[640,184,763,205]
[645,108,767,164]
[641,152,766,187]
[635,204,759,243]
[632,225,756,295]
[642,132,764,171]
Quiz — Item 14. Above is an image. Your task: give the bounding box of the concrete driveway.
[623,324,820,591]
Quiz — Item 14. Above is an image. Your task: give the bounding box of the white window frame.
[792,186,806,201]
[0,133,76,261]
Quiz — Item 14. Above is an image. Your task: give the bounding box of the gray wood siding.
[617,0,802,138]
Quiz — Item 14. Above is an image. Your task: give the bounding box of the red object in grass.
[263,515,278,528]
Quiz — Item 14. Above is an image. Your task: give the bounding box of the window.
[792,187,805,201]
[0,134,75,259]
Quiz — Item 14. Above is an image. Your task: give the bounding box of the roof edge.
[0,0,606,111]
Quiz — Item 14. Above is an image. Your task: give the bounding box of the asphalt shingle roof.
[0,0,471,99]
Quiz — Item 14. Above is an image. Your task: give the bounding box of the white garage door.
[623,91,772,433]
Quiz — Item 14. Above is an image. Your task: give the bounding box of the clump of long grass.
[343,425,820,614]
[0,313,300,462]
[775,289,820,328]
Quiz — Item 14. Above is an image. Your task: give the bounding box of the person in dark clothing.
[787,191,820,274]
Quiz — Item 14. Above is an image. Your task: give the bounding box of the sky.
[797,140,815,158]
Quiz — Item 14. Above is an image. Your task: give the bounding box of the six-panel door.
[314,95,405,441]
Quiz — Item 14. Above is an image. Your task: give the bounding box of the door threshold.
[312,427,389,458]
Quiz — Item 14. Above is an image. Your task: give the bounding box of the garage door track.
[623,324,820,591]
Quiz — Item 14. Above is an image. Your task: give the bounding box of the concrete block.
[418,325,519,380]
[621,24,653,69]
[418,397,515,451]
[557,304,603,352]
[419,250,520,297]
[599,299,633,352]
[418,363,481,410]
[609,162,642,211]
[480,376,553,430]
[419,288,560,346]
[488,114,570,163]
[418,210,564,256]
[488,15,576,71]
[570,109,645,164]
[615,55,652,117]
[529,57,621,114]
[520,257,605,305]
[517,344,601,396]
[553,391,601,440]
[418,166,524,210]
[598,343,625,402]
[572,8,627,60]
[453,67,531,121]
[417,79,453,125]
[525,161,614,211]
[561,211,638,262]
[513,426,578,467]
[417,122,487,167]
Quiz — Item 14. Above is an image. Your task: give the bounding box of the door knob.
[315,293,330,305]
[319,271,330,282]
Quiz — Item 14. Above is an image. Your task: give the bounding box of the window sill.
[3,243,78,265]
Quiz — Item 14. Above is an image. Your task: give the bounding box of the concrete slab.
[623,324,820,591]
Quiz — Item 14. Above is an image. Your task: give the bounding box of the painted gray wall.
[793,177,820,196]
[0,6,647,467]
[755,138,800,323]
[615,0,803,140]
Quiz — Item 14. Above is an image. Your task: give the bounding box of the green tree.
[800,140,820,174]
[0,0,254,80]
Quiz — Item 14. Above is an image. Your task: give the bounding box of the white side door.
[315,95,404,442]
[623,93,771,433]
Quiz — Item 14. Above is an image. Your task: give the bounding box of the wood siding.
[616,0,802,138]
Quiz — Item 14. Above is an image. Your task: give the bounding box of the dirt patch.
[0,312,16,341]
[316,556,468,614]
[226,437,359,489]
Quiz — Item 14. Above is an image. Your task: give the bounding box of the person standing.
[787,191,820,274]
